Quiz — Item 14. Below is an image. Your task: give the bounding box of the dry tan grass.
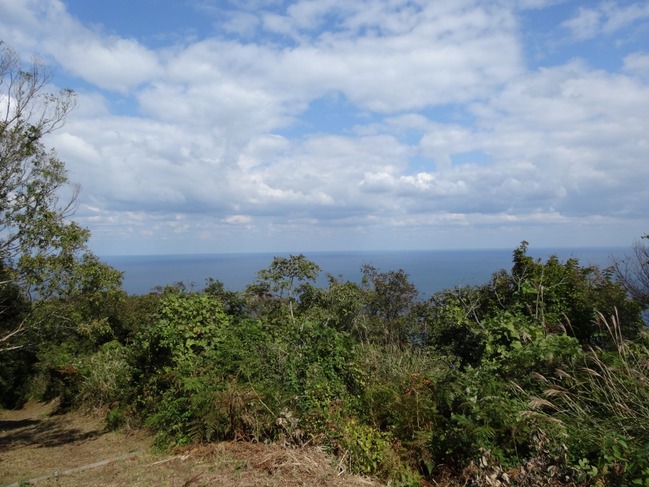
[0,402,383,487]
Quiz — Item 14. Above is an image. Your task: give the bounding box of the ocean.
[102,247,626,297]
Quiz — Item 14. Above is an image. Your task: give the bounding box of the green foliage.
[31,341,84,409]
[131,291,282,446]
[0,42,82,295]
[296,275,372,343]
[27,254,124,345]
[112,292,162,342]
[5,235,649,486]
[187,377,274,443]
[434,365,533,469]
[145,372,278,447]
[76,341,133,410]
[479,311,582,381]
[0,266,33,406]
[128,291,231,444]
[272,343,430,484]
[253,254,321,324]
[12,253,126,410]
[358,344,449,478]
[361,264,419,345]
[0,42,123,364]
[203,278,246,317]
[258,317,364,446]
[0,250,124,408]
[422,286,486,366]
[524,314,649,485]
[489,241,642,344]
[0,347,34,407]
[150,291,231,367]
[420,290,585,474]
[281,320,359,396]
[256,254,321,299]
[335,419,391,474]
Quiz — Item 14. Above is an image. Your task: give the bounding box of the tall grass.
[525,312,649,484]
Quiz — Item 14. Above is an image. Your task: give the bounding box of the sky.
[0,0,648,255]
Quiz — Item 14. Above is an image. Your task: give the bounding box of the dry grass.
[0,402,383,487]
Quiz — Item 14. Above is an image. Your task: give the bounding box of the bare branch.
[0,319,25,344]
[610,237,649,308]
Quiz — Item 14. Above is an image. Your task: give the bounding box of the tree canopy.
[0,42,121,351]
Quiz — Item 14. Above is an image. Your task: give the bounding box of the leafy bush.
[0,347,34,408]
[132,291,264,445]
[488,242,643,345]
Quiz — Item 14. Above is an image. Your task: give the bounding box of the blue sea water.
[102,247,626,297]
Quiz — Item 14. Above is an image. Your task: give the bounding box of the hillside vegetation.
[3,241,649,486]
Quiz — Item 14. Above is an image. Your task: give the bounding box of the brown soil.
[0,401,383,487]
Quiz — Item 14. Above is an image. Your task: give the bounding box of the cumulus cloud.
[57,37,160,93]
[1,0,647,252]
[152,0,524,116]
[0,0,161,92]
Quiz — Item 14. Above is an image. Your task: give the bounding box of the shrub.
[524,313,649,485]
[77,340,133,410]
[31,342,84,409]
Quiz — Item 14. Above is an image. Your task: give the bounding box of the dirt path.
[0,401,152,486]
[0,402,382,486]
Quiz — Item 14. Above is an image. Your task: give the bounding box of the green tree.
[421,286,485,366]
[0,42,79,269]
[0,41,122,353]
[302,275,368,338]
[132,290,280,445]
[252,254,321,324]
[361,264,419,345]
[487,242,642,344]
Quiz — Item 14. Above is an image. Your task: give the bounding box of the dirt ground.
[0,401,383,487]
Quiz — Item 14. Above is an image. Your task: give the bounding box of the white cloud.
[56,37,160,93]
[562,6,603,40]
[2,0,648,253]
[0,0,160,92]
[512,0,567,8]
[154,0,524,118]
[562,1,649,40]
[467,62,649,216]
[224,214,253,224]
[623,51,649,79]
[57,52,649,248]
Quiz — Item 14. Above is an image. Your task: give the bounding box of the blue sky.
[1,0,648,255]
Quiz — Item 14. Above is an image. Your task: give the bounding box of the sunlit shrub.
[77,340,133,410]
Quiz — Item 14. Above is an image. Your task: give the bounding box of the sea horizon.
[100,244,627,258]
[101,246,627,297]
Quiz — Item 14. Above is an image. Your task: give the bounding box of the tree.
[0,41,117,352]
[253,254,321,324]
[361,264,419,345]
[1,41,79,266]
[486,242,642,344]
